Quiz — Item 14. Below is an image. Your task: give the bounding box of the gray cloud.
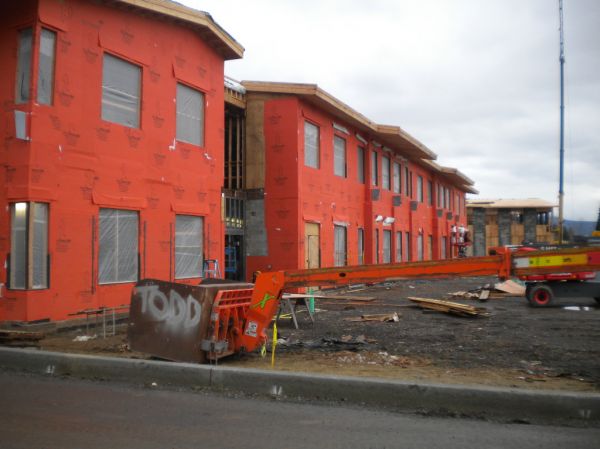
[183,0,600,220]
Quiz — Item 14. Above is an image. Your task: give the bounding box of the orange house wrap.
[0,0,242,322]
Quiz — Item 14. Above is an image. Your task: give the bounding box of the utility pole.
[558,0,565,243]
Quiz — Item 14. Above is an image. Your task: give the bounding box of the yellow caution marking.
[527,254,588,268]
[271,323,278,368]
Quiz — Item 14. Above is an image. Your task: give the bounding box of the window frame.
[357,146,365,184]
[176,82,205,147]
[101,53,142,129]
[381,156,390,190]
[37,27,57,105]
[395,231,402,262]
[392,162,401,193]
[333,135,347,178]
[98,208,139,285]
[304,121,320,169]
[15,27,34,104]
[175,214,204,279]
[333,224,347,267]
[370,150,378,186]
[417,175,424,203]
[382,229,392,263]
[8,202,49,290]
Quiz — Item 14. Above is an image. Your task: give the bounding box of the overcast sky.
[181,0,599,221]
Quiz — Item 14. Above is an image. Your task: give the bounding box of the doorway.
[304,222,320,269]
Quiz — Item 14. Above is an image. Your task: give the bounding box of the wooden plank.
[407,296,489,317]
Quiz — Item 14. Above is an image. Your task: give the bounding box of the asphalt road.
[1,371,599,449]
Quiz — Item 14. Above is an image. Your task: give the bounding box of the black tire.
[527,284,554,307]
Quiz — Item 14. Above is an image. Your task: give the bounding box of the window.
[371,151,378,186]
[409,172,414,198]
[334,135,346,177]
[405,232,411,262]
[382,230,391,263]
[438,184,443,208]
[381,156,390,190]
[9,202,48,289]
[427,180,433,206]
[334,225,347,267]
[428,235,433,260]
[417,234,424,261]
[441,236,447,259]
[15,28,33,103]
[392,162,401,193]
[99,208,138,284]
[176,83,204,146]
[417,175,423,202]
[304,121,319,168]
[101,54,141,128]
[37,28,56,105]
[374,229,379,263]
[445,188,450,210]
[357,146,365,184]
[357,228,364,265]
[175,215,203,278]
[404,166,410,196]
[395,231,402,262]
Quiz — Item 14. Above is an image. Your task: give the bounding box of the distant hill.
[563,220,595,237]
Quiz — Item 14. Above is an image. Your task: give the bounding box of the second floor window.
[417,175,424,202]
[304,121,319,168]
[334,135,347,177]
[357,146,365,183]
[176,83,205,146]
[382,156,390,190]
[15,28,33,104]
[371,151,378,186]
[101,54,141,128]
[37,29,56,105]
[393,162,401,193]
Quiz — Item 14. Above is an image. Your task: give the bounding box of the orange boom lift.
[130,246,600,361]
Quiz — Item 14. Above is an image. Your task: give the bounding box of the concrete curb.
[1,347,599,426]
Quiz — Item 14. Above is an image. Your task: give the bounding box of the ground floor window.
[417,234,424,261]
[99,208,138,284]
[395,231,402,262]
[428,235,433,260]
[374,229,379,264]
[334,225,347,267]
[357,228,364,265]
[9,202,48,289]
[441,236,447,259]
[405,232,411,262]
[175,215,204,278]
[382,230,391,263]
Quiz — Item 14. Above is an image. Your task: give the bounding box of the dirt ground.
[35,276,600,392]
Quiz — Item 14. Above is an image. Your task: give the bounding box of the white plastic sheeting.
[99,209,138,284]
[334,225,347,267]
[37,29,56,105]
[32,203,48,288]
[381,156,390,190]
[10,203,28,289]
[16,28,33,104]
[175,215,203,279]
[101,54,141,128]
[304,121,319,168]
[383,229,392,263]
[176,83,204,146]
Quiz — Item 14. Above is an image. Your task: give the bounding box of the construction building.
[0,0,243,322]
[467,199,556,256]
[227,82,476,277]
[0,0,475,323]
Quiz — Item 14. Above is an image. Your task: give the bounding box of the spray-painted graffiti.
[135,284,202,328]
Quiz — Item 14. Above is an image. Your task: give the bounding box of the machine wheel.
[527,284,554,307]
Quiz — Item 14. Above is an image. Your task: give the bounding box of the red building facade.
[242,82,476,278]
[0,0,242,322]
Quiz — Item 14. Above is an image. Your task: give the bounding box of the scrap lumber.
[407,297,489,317]
[494,280,526,296]
[283,293,375,302]
[0,329,45,346]
[345,312,401,322]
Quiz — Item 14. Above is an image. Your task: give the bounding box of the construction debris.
[284,293,376,302]
[0,329,45,347]
[408,297,490,317]
[345,312,401,322]
[448,279,525,300]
